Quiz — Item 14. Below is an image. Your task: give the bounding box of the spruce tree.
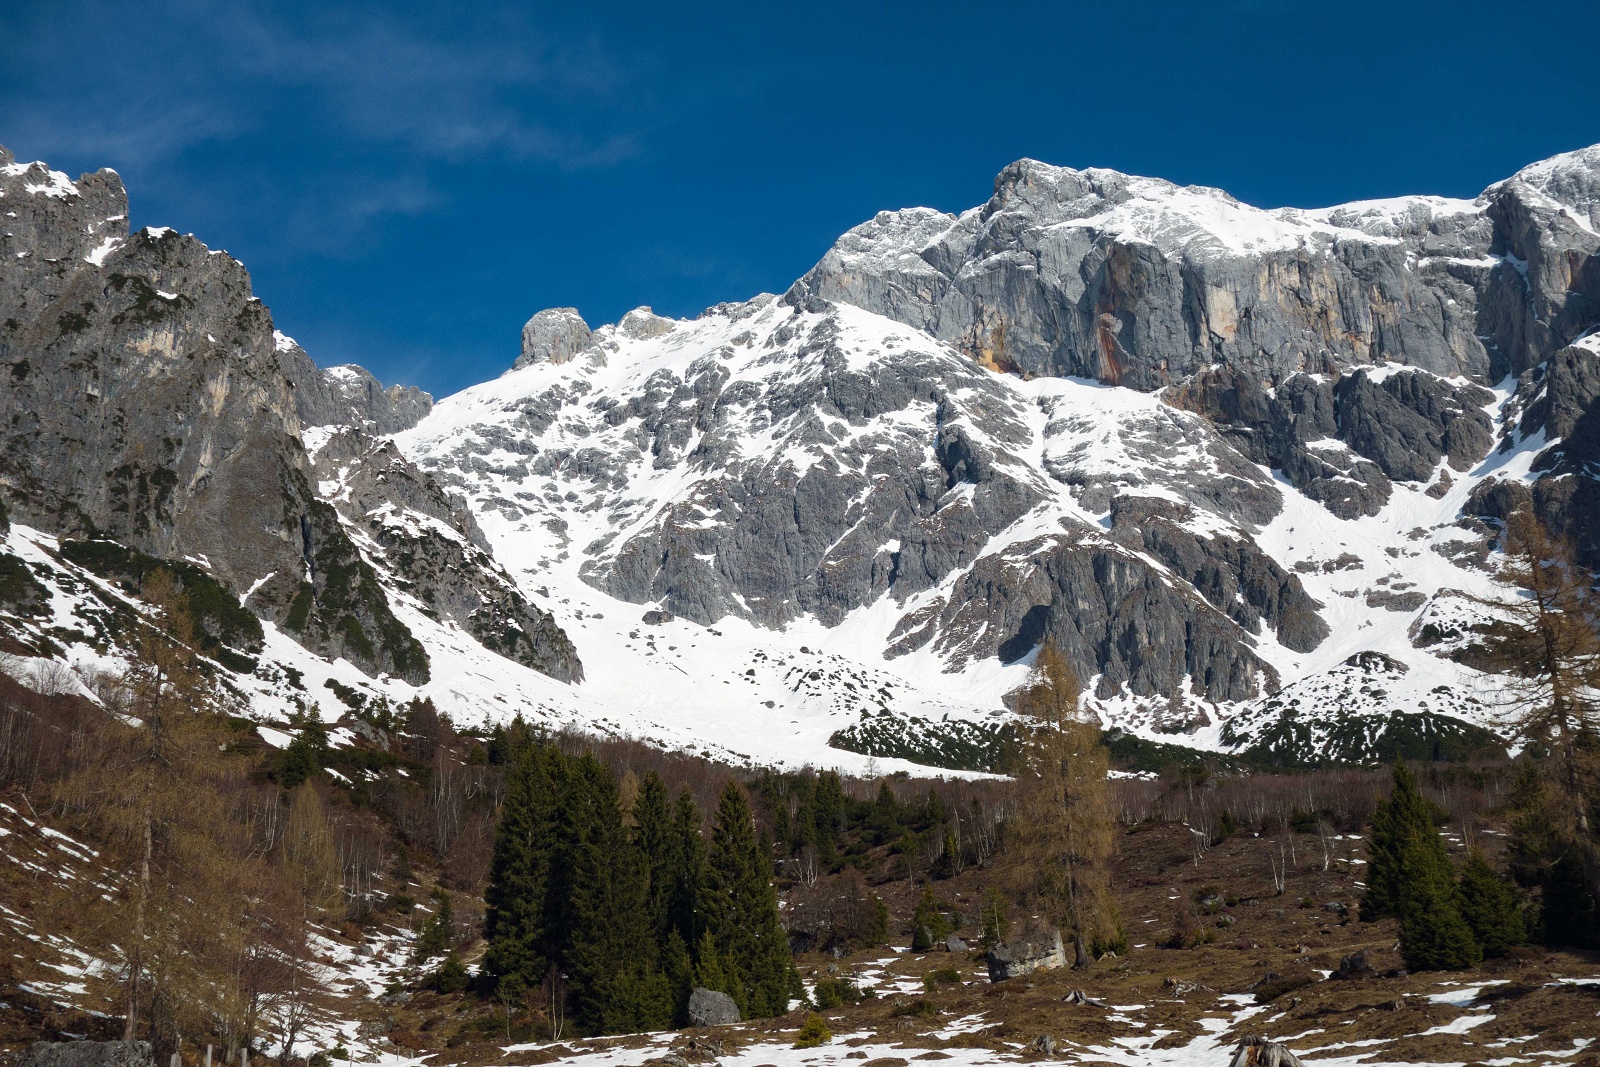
[1362,759,1431,922]
[1366,762,1480,970]
[483,745,562,990]
[669,788,707,947]
[692,928,735,1001]
[633,772,674,940]
[1399,853,1481,971]
[1457,848,1524,957]
[705,781,795,1017]
[911,887,950,951]
[812,772,846,865]
[565,755,672,1035]
[662,929,694,1026]
[1506,758,1600,949]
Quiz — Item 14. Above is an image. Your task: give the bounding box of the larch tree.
[1007,641,1118,967]
[1471,510,1600,934]
[52,570,251,1053]
[1476,512,1600,829]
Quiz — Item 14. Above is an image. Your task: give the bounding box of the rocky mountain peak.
[1496,143,1600,228]
[276,331,434,434]
[516,306,593,369]
[6,140,1600,774]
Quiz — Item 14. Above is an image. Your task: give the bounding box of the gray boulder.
[986,926,1065,982]
[945,933,968,953]
[516,307,593,369]
[19,1043,154,1067]
[687,986,740,1026]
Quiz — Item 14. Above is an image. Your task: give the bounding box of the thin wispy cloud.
[0,0,647,245]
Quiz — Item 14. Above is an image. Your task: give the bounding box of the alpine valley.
[5,141,1600,774]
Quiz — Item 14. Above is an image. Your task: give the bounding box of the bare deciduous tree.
[1007,642,1119,966]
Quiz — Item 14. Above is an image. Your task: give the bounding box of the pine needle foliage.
[1456,848,1525,957]
[483,747,793,1034]
[1362,760,1480,970]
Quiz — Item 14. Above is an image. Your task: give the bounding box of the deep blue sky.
[4,1,1598,398]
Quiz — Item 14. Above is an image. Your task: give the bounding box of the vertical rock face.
[0,146,581,688]
[0,150,432,682]
[516,307,593,368]
[279,333,434,433]
[1470,333,1600,565]
[1167,365,1496,518]
[790,149,1600,393]
[310,429,582,681]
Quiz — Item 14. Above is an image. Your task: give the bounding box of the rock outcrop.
[1469,333,1600,565]
[0,146,576,685]
[279,333,433,433]
[311,430,581,681]
[986,926,1066,981]
[516,307,593,369]
[791,149,1600,392]
[0,148,428,681]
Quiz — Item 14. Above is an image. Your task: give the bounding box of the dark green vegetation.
[0,553,48,618]
[1358,756,1600,969]
[482,729,796,1035]
[755,769,995,891]
[829,711,1014,772]
[58,538,263,666]
[1361,760,1484,970]
[840,704,1505,775]
[1222,709,1508,768]
[1503,760,1600,949]
[288,498,430,684]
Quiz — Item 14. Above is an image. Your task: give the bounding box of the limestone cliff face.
[310,430,582,682]
[0,146,580,686]
[790,149,1600,392]
[280,335,434,434]
[0,147,431,681]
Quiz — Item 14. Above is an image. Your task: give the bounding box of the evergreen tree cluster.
[1504,760,1600,949]
[1362,760,1523,970]
[484,739,795,1035]
[758,770,975,877]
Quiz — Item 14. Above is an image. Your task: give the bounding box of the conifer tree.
[1505,760,1600,948]
[669,788,707,948]
[1457,848,1524,957]
[705,781,794,1017]
[1361,759,1431,922]
[634,772,674,939]
[911,887,951,951]
[1399,849,1481,971]
[812,772,846,866]
[662,929,694,1026]
[1364,761,1480,969]
[565,755,671,1034]
[1472,512,1600,921]
[483,745,562,990]
[692,928,734,1000]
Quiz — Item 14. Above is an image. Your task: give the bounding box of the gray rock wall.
[0,148,428,683]
[792,151,1600,397]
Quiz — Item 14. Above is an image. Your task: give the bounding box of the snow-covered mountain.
[4,142,1599,772]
